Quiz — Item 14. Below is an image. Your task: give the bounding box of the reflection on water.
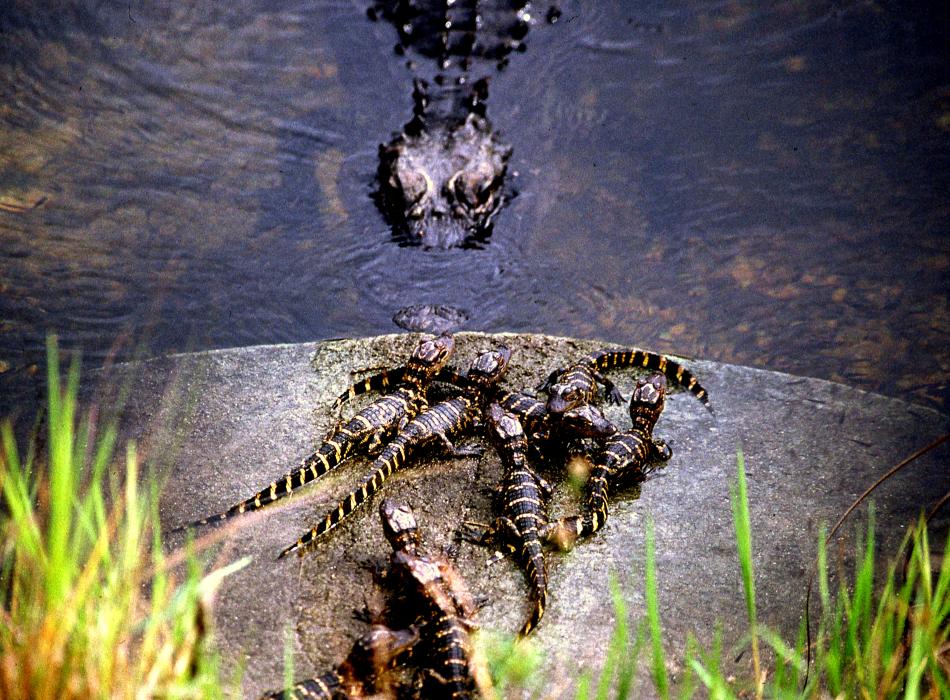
[1,0,947,413]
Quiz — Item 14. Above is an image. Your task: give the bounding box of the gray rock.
[98,333,949,697]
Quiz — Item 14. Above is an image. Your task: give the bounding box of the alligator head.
[376,78,511,248]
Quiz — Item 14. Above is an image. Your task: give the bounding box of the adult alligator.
[369,1,561,248]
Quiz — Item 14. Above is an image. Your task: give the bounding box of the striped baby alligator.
[370,1,560,247]
[460,403,548,636]
[460,399,616,636]
[379,498,489,699]
[544,372,672,550]
[176,333,456,532]
[539,348,713,414]
[332,354,618,462]
[259,624,417,700]
[495,388,616,464]
[279,345,512,557]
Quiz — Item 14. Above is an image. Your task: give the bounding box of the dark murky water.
[1,0,948,414]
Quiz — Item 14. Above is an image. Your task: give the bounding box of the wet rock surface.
[99,333,949,697]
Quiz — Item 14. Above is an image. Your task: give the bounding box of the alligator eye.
[396,168,432,215]
[563,389,579,402]
[449,164,495,210]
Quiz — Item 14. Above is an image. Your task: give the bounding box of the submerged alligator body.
[370,1,559,248]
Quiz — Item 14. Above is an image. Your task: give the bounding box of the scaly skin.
[376,86,511,248]
[496,389,617,436]
[329,363,468,414]
[462,400,616,635]
[259,624,417,700]
[329,365,406,413]
[278,346,512,558]
[370,0,543,247]
[466,403,548,635]
[176,333,455,532]
[370,0,533,69]
[539,348,712,414]
[543,373,672,550]
[494,390,614,491]
[380,499,482,700]
[494,389,548,434]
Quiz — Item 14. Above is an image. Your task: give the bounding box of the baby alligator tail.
[500,460,547,636]
[518,525,546,637]
[279,397,475,558]
[427,615,474,699]
[330,366,406,412]
[590,349,712,412]
[551,436,654,546]
[260,672,343,700]
[503,461,548,636]
[186,392,417,530]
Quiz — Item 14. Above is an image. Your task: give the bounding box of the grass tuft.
[680,450,949,700]
[496,447,949,699]
[0,337,236,699]
[572,574,647,700]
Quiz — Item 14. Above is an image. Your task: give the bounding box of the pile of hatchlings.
[177,333,712,699]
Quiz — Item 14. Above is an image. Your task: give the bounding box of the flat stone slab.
[98,333,949,697]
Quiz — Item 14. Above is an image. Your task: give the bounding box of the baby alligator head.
[377,80,511,248]
[629,373,667,434]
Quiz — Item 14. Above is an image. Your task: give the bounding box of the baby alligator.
[544,373,672,550]
[279,345,512,557]
[462,398,616,636]
[259,624,417,700]
[380,499,485,699]
[461,403,548,636]
[178,333,456,531]
[539,348,712,415]
[495,389,617,464]
[336,367,610,437]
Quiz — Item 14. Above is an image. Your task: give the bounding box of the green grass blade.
[677,635,700,700]
[46,335,74,605]
[1,423,44,563]
[617,619,647,700]
[729,445,760,695]
[904,617,926,700]
[574,669,593,700]
[844,512,875,689]
[817,526,830,614]
[688,631,737,700]
[933,528,950,613]
[645,517,669,699]
[595,573,628,700]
